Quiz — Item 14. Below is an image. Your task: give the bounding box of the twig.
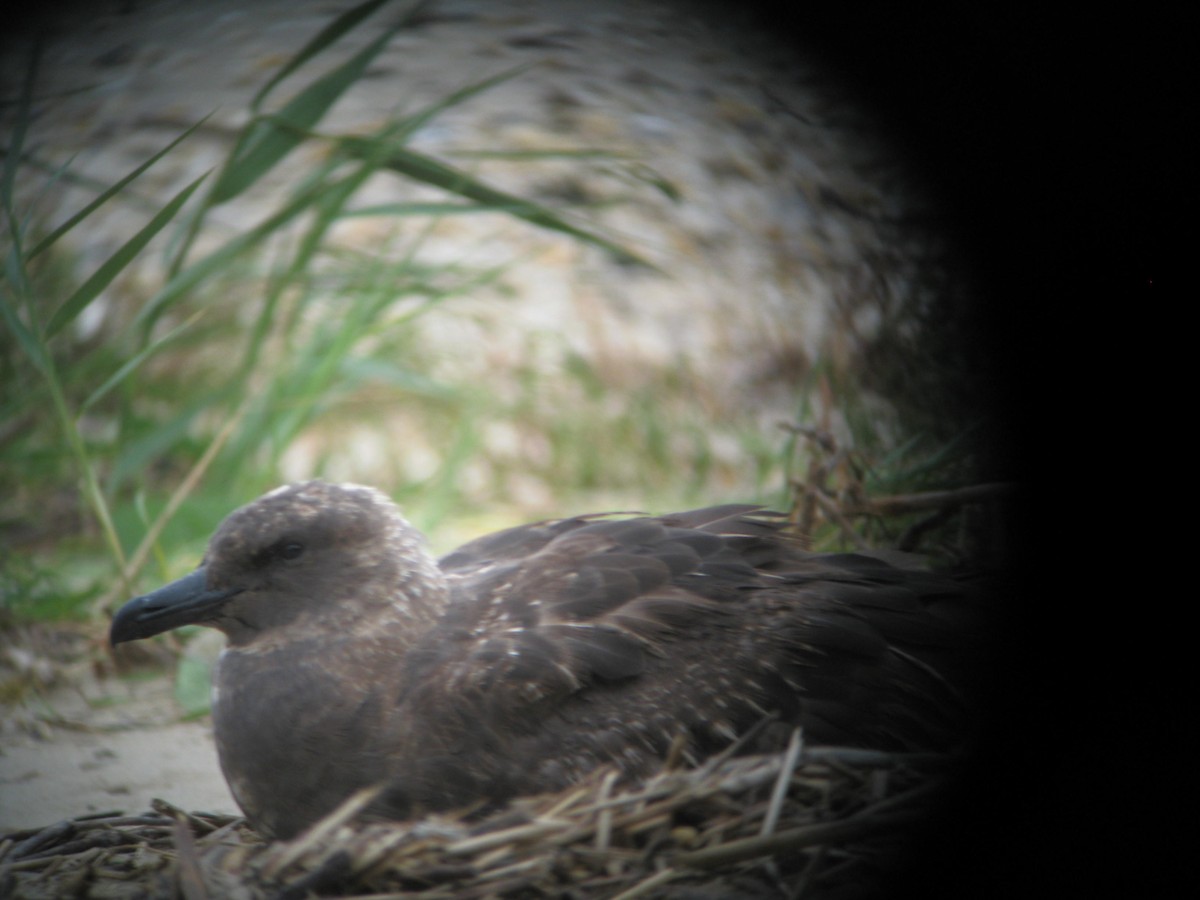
[693,712,779,779]
[813,490,871,549]
[762,727,803,837]
[445,816,570,857]
[172,817,209,900]
[609,866,682,900]
[259,785,382,880]
[674,809,919,870]
[594,768,619,853]
[847,482,1016,516]
[153,798,220,837]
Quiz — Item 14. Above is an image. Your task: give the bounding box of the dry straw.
[0,734,958,899]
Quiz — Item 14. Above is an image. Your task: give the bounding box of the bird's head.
[110,482,446,648]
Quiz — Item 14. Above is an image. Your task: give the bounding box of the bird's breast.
[212,642,396,837]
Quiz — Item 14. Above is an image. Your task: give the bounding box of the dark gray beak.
[110,568,242,645]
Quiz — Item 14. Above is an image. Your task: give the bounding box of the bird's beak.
[110,568,242,645]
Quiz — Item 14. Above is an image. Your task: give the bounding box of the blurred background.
[2,0,1003,634]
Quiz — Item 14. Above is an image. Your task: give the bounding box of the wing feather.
[414,505,971,757]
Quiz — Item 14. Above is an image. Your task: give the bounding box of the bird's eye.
[279,542,305,560]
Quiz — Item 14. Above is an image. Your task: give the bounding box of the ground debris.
[0,742,958,899]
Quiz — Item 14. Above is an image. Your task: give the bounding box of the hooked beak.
[110,568,242,645]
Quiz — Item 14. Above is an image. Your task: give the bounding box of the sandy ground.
[1,649,238,833]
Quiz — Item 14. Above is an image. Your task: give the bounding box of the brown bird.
[110,481,973,840]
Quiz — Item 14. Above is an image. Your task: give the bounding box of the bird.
[109,480,976,840]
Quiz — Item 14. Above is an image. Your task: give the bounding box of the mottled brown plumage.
[110,481,974,839]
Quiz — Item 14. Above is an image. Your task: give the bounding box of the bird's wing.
[408,507,972,754]
[409,508,779,716]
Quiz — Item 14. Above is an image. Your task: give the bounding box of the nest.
[0,732,960,900]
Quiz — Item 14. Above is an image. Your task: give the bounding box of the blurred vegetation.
[1,0,996,633]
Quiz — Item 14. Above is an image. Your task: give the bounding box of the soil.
[1,634,238,833]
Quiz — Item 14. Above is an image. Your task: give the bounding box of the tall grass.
[0,0,678,619]
[1,0,987,630]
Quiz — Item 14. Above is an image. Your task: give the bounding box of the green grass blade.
[388,65,532,142]
[27,115,212,261]
[81,310,204,411]
[108,396,212,490]
[209,19,401,205]
[0,292,49,372]
[342,140,654,268]
[1,230,29,294]
[451,148,627,161]
[250,0,396,109]
[341,201,545,217]
[1,39,37,296]
[44,170,211,340]
[134,170,342,335]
